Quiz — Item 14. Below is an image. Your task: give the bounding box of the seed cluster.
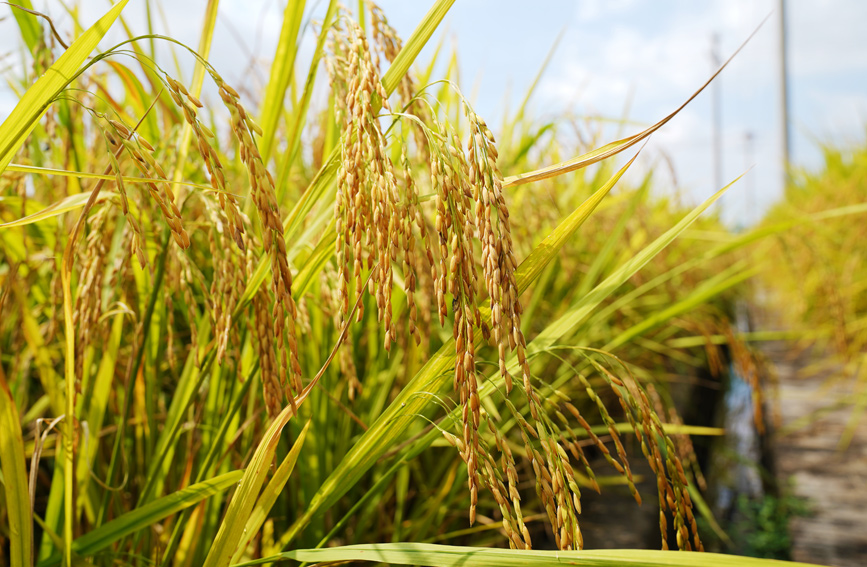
[332,20,408,348]
[326,14,584,543]
[225,78,301,413]
[320,264,362,400]
[426,126,486,521]
[207,211,248,367]
[167,76,246,251]
[633,389,702,551]
[168,72,292,411]
[321,4,703,551]
[165,68,305,415]
[442,414,532,549]
[100,113,191,267]
[72,207,112,386]
[179,255,201,363]
[254,286,282,418]
[582,358,703,551]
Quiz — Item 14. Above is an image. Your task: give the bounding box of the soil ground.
[763,342,867,567]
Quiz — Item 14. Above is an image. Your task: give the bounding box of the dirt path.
[764,343,867,566]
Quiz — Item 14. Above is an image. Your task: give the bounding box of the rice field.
[0,2,864,566]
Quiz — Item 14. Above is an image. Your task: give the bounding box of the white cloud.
[2,0,866,226]
[790,0,867,77]
[575,0,639,23]
[528,0,867,224]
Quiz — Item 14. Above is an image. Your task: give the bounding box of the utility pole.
[779,0,791,183]
[711,34,723,193]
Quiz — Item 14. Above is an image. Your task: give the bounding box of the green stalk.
[97,235,170,526]
[258,0,308,162]
[159,363,258,564]
[171,0,220,199]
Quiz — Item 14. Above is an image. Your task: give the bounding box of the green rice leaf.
[38,471,242,566]
[0,0,130,174]
[0,192,114,228]
[202,408,300,567]
[525,175,742,357]
[230,420,310,565]
[233,542,823,567]
[277,152,639,545]
[259,0,306,161]
[9,0,41,53]
[604,265,759,351]
[381,0,456,94]
[0,374,31,567]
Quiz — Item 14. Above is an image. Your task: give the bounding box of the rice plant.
[758,141,867,450]
[0,1,828,566]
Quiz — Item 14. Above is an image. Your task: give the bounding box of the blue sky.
[373,0,867,225]
[2,1,866,225]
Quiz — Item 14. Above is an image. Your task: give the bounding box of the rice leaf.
[0,192,115,228]
[501,23,763,189]
[277,151,639,545]
[604,266,759,351]
[201,407,300,567]
[168,0,219,191]
[233,542,823,567]
[524,175,742,358]
[230,420,311,565]
[8,0,41,53]
[0,374,31,567]
[259,0,307,161]
[0,0,130,174]
[38,471,243,566]
[275,0,338,199]
[3,163,223,192]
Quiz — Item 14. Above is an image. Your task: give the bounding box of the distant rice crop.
[0,2,827,567]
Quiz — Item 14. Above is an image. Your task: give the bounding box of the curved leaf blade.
[0,375,31,567]
[234,542,822,567]
[0,192,114,228]
[38,470,243,566]
[278,152,639,545]
[0,0,130,174]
